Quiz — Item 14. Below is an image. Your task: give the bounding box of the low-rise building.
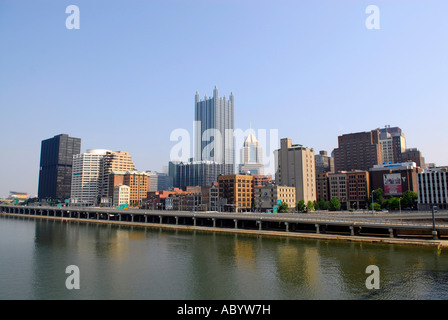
[109,170,150,207]
[346,171,370,209]
[255,185,296,212]
[316,172,331,202]
[113,184,130,207]
[327,171,370,209]
[218,174,254,212]
[329,172,347,206]
[201,183,219,211]
[417,167,448,210]
[369,162,422,197]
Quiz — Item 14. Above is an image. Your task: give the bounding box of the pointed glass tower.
[194,86,234,174]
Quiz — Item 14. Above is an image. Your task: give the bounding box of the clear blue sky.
[1,0,447,197]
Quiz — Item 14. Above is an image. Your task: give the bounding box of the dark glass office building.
[38,134,81,200]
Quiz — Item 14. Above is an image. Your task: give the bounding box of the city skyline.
[1,1,448,198]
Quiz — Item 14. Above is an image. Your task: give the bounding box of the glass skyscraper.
[168,87,235,189]
[38,134,81,200]
[194,86,234,173]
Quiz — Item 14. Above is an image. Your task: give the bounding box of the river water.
[0,215,447,300]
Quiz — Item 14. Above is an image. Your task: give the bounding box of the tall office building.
[70,149,109,206]
[38,134,81,200]
[379,126,406,164]
[333,130,382,172]
[275,138,316,203]
[239,131,264,174]
[194,86,234,174]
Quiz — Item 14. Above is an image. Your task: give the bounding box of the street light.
[432,205,438,240]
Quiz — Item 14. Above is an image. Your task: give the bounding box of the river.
[0,215,447,300]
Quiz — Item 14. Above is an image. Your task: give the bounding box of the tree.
[296,200,306,213]
[318,199,329,211]
[372,188,387,208]
[369,202,381,211]
[387,197,400,210]
[402,190,418,209]
[307,201,315,212]
[329,197,341,211]
[278,201,289,213]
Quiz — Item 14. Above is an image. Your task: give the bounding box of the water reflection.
[0,216,447,300]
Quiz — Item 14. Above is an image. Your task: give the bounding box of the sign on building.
[383,173,402,195]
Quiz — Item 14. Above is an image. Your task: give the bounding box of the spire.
[213,86,218,98]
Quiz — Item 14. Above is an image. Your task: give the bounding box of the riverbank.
[3,212,448,249]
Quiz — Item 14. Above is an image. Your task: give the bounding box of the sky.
[0,0,447,198]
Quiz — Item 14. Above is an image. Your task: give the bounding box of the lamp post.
[432,205,438,240]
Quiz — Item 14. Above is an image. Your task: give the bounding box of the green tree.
[372,188,387,208]
[318,199,329,210]
[296,200,306,212]
[329,197,341,211]
[278,201,289,213]
[387,197,400,210]
[307,201,315,212]
[402,190,418,209]
[369,202,381,211]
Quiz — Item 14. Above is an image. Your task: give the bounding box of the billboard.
[383,173,402,195]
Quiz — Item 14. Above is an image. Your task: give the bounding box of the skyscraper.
[194,86,234,173]
[333,130,382,172]
[70,149,110,206]
[239,130,264,174]
[38,134,81,200]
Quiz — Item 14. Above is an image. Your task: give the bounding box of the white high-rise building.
[239,130,264,174]
[70,149,110,206]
